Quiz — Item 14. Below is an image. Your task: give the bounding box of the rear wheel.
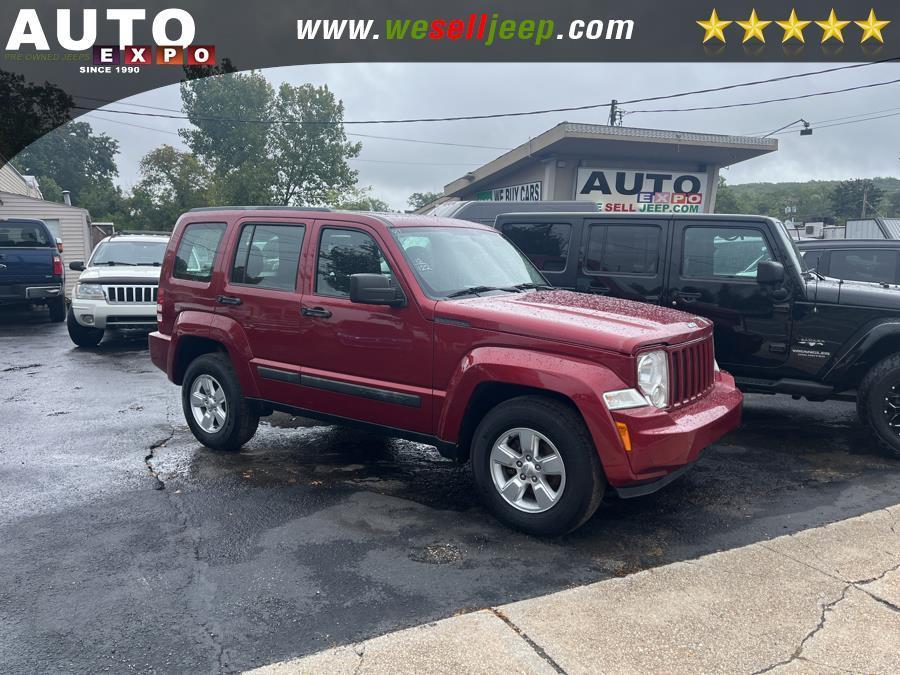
[48,297,66,323]
[857,354,900,458]
[66,308,103,347]
[470,396,605,536]
[182,353,259,452]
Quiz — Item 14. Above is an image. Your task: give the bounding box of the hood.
[77,266,162,283]
[436,290,712,354]
[805,276,900,311]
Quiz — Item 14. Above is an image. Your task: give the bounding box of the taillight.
[52,255,63,276]
[156,287,164,324]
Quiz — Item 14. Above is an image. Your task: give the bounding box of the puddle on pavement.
[181,413,478,511]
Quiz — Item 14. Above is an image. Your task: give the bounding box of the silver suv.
[67,232,169,347]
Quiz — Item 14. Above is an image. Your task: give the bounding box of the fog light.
[81,314,94,325]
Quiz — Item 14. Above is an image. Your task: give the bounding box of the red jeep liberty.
[150,208,742,535]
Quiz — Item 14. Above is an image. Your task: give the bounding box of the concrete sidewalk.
[249,505,900,674]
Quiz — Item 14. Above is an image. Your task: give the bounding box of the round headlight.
[636,350,669,409]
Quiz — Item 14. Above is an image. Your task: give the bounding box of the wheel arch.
[826,320,900,389]
[437,347,632,482]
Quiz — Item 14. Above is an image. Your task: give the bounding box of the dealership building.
[440,123,778,214]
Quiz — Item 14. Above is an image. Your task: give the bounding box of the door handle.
[301,306,332,318]
[217,295,242,306]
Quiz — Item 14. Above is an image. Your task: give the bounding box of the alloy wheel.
[489,427,566,513]
[190,374,227,433]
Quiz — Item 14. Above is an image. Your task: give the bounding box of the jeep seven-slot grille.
[669,337,715,408]
[105,285,158,304]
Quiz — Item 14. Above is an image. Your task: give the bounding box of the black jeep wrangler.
[495,212,900,457]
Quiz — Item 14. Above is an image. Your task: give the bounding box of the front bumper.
[606,371,743,490]
[71,300,157,330]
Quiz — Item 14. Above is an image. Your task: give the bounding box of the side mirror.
[349,274,405,307]
[756,260,785,285]
[69,261,85,272]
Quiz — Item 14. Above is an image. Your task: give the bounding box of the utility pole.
[608,100,618,126]
[861,183,869,218]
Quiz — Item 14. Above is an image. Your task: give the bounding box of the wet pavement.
[1,305,900,674]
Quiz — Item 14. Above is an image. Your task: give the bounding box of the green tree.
[180,70,275,205]
[713,175,740,213]
[269,83,360,205]
[128,145,212,230]
[830,178,884,220]
[0,69,72,159]
[887,190,900,216]
[14,121,119,205]
[407,190,442,210]
[180,73,360,206]
[333,186,391,211]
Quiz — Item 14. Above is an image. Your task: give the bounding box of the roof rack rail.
[111,230,171,236]
[186,206,332,213]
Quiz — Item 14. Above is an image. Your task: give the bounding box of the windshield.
[91,240,168,266]
[391,226,547,298]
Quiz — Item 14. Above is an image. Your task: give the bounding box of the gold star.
[816,8,851,43]
[736,9,771,43]
[776,9,812,43]
[697,9,732,43]
[855,9,890,43]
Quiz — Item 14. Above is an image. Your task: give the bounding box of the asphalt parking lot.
[2,306,900,674]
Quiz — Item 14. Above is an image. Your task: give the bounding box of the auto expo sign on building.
[575,168,708,213]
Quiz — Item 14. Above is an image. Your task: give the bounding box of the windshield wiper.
[103,261,138,266]
[445,285,519,299]
[511,282,552,291]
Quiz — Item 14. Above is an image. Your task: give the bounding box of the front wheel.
[470,396,605,536]
[67,308,104,347]
[182,353,259,452]
[857,354,900,458]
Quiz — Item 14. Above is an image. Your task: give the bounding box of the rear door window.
[173,223,226,282]
[230,224,306,291]
[829,249,899,284]
[585,225,660,275]
[500,222,572,272]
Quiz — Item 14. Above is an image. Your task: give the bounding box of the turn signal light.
[615,422,632,452]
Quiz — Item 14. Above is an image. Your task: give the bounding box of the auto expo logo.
[4,8,215,68]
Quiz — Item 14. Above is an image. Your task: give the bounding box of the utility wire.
[628,78,900,113]
[744,104,900,135]
[71,59,899,126]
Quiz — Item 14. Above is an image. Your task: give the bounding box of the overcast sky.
[77,62,900,210]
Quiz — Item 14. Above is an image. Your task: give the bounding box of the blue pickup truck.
[0,218,66,322]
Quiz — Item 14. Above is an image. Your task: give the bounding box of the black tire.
[66,308,104,347]
[470,396,606,536]
[182,353,259,452]
[857,354,900,459]
[48,297,66,323]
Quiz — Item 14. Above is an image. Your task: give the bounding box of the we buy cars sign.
[575,168,708,213]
